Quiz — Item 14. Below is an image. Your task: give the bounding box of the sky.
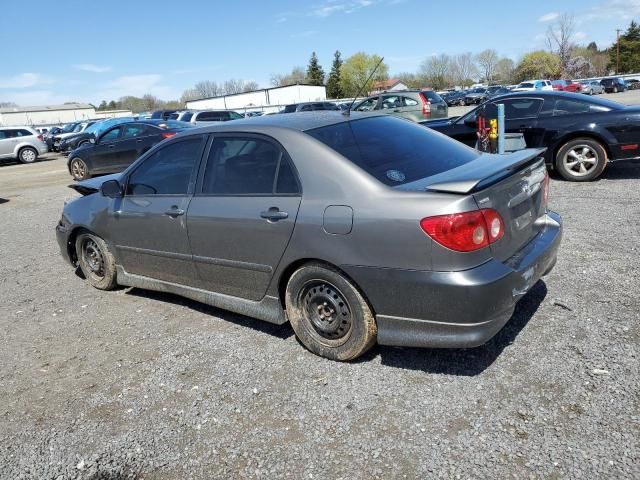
[0,0,638,106]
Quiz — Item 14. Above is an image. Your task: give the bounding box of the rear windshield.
[421,91,443,103]
[306,116,479,186]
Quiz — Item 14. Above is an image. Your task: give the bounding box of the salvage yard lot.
[1,155,639,478]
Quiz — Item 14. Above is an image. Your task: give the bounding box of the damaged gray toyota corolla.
[56,112,562,361]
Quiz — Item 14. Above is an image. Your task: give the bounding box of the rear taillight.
[161,132,176,139]
[37,134,43,141]
[542,171,550,208]
[419,93,431,117]
[420,208,504,252]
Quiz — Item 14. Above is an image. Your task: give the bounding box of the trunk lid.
[400,148,548,262]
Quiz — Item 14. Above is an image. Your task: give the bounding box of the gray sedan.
[580,80,605,95]
[56,113,562,361]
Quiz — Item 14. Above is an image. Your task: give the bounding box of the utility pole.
[616,29,621,74]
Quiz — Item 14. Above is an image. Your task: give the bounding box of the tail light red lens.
[37,134,44,141]
[420,208,504,252]
[419,92,431,117]
[161,132,176,139]
[542,171,550,208]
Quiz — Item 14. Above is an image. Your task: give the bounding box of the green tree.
[339,52,389,97]
[515,50,561,81]
[326,50,343,98]
[610,20,640,73]
[306,52,325,86]
[107,100,117,110]
[98,100,108,110]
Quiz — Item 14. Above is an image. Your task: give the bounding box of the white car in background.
[512,80,553,92]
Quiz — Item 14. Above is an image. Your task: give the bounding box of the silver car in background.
[580,80,605,95]
[0,126,48,163]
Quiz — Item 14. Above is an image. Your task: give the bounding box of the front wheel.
[70,158,90,180]
[18,147,38,164]
[555,138,607,182]
[285,263,377,361]
[75,233,118,290]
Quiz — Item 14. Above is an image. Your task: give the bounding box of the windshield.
[61,122,78,133]
[307,116,479,186]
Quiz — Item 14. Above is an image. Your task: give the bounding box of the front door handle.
[165,206,185,217]
[260,207,288,221]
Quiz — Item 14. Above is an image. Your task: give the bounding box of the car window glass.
[553,99,609,115]
[202,137,295,195]
[198,111,224,121]
[403,97,419,106]
[381,96,403,109]
[0,131,7,140]
[501,98,543,118]
[17,129,33,136]
[127,137,203,195]
[100,127,121,143]
[299,104,313,112]
[354,97,378,111]
[123,124,146,139]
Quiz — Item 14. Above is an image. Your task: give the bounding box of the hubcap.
[300,281,352,342]
[72,159,86,179]
[22,149,36,162]
[563,145,598,177]
[83,239,105,278]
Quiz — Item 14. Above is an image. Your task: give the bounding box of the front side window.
[126,136,203,195]
[201,137,298,195]
[495,98,543,119]
[100,127,122,143]
[354,97,379,112]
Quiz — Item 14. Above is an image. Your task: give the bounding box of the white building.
[0,103,96,127]
[94,109,133,119]
[186,84,327,113]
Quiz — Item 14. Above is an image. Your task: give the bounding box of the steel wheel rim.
[71,159,86,179]
[563,145,598,177]
[22,149,36,162]
[299,280,352,346]
[82,238,105,279]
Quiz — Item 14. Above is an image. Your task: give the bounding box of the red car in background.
[551,80,583,93]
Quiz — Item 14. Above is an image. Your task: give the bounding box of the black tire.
[75,233,118,290]
[18,146,38,164]
[613,86,619,93]
[285,263,377,361]
[555,138,607,182]
[459,100,466,106]
[70,157,90,180]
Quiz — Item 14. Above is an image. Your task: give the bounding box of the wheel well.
[17,145,37,155]
[276,258,375,314]
[553,133,611,164]
[67,227,91,266]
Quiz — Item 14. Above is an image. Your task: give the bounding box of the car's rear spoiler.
[395,148,547,195]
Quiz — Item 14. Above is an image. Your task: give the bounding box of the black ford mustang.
[423,91,640,181]
[67,120,193,180]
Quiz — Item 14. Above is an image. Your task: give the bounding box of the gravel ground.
[0,154,638,479]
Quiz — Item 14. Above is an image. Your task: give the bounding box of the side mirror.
[100,179,123,198]
[464,117,477,128]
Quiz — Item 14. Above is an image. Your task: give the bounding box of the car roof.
[182,111,385,133]
[485,90,626,107]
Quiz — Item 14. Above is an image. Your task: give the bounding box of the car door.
[108,135,206,285]
[121,123,154,165]
[380,94,408,119]
[89,126,128,173]
[186,134,302,301]
[498,97,546,147]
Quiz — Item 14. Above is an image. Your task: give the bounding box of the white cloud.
[0,90,68,106]
[538,12,560,22]
[310,0,375,17]
[96,74,179,101]
[579,0,640,22]
[0,73,52,89]
[73,64,111,73]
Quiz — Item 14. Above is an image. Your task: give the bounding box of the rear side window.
[201,137,299,195]
[197,111,226,121]
[553,99,609,116]
[122,124,147,138]
[404,97,419,106]
[307,116,479,186]
[127,137,203,195]
[17,129,34,136]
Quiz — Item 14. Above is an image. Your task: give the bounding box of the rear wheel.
[70,157,90,180]
[18,147,38,164]
[285,263,377,361]
[555,138,607,182]
[75,233,117,290]
[613,86,619,93]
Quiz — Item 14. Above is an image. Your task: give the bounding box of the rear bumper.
[343,211,562,348]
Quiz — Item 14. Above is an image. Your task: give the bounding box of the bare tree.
[223,79,247,95]
[270,67,306,87]
[475,49,499,82]
[451,52,477,87]
[546,13,575,75]
[494,57,516,84]
[242,81,260,92]
[419,54,452,90]
[193,80,222,98]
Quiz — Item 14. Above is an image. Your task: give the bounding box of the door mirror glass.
[100,179,123,198]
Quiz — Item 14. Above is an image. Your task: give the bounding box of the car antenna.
[343,56,385,116]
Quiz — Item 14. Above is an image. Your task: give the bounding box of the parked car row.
[350,90,449,121]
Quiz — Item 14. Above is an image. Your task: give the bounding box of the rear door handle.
[260,207,288,221]
[165,206,185,217]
